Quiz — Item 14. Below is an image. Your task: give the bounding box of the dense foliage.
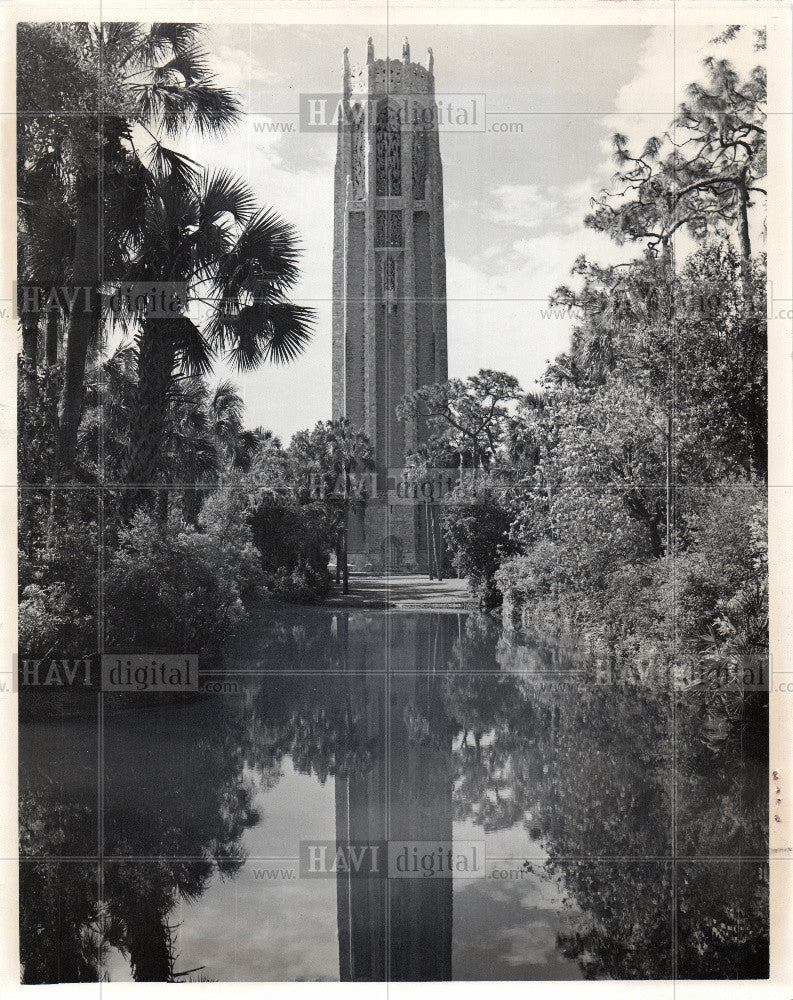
[16,23,341,684]
[400,34,769,735]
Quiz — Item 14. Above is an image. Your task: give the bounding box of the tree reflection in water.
[19,609,768,981]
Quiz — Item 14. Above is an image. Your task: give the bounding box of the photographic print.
[7,0,791,990]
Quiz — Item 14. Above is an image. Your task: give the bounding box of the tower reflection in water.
[333,611,458,981]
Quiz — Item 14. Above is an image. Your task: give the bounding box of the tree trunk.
[425,500,434,579]
[736,175,753,298]
[20,312,40,402]
[428,502,439,580]
[661,238,676,557]
[182,487,202,525]
[665,411,672,556]
[45,308,60,366]
[56,192,100,477]
[437,514,446,580]
[624,491,664,559]
[127,319,176,488]
[341,518,349,594]
[124,899,174,982]
[342,471,350,593]
[21,311,39,364]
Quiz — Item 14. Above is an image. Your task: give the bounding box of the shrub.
[498,481,767,703]
[103,509,263,661]
[18,493,99,659]
[250,495,332,601]
[262,564,329,604]
[17,358,61,484]
[442,485,518,609]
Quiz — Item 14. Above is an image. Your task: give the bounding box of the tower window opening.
[376,101,402,196]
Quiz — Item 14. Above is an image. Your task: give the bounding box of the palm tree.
[79,343,140,479]
[81,347,274,520]
[504,392,545,469]
[118,164,313,499]
[287,419,373,592]
[171,379,266,522]
[323,419,374,593]
[18,23,241,476]
[17,175,72,371]
[206,380,269,474]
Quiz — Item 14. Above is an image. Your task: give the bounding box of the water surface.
[19,605,768,981]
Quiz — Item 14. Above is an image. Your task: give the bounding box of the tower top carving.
[343,37,435,96]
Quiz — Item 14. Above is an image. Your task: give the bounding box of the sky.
[172,23,765,442]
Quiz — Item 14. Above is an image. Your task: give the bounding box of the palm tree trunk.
[127,320,175,488]
[45,308,60,366]
[21,311,39,364]
[125,320,176,516]
[56,192,100,477]
[20,311,40,402]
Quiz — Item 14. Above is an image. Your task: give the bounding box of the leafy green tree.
[288,419,374,592]
[441,481,518,608]
[398,369,522,479]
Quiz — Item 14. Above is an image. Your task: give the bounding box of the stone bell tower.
[331,37,447,572]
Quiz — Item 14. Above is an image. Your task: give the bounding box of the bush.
[18,493,99,659]
[673,484,766,645]
[442,485,518,609]
[261,565,329,604]
[18,358,61,484]
[250,495,332,602]
[103,509,263,661]
[498,481,767,701]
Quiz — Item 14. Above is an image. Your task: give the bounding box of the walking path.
[322,573,470,610]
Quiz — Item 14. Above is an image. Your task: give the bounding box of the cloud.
[445,24,767,390]
[445,223,625,390]
[485,184,555,231]
[498,920,560,967]
[606,24,764,151]
[479,179,601,237]
[207,43,280,91]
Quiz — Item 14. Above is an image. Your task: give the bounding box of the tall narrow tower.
[332,38,447,572]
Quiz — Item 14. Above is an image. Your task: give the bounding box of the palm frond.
[210,378,246,427]
[146,143,201,190]
[172,317,214,376]
[216,208,303,295]
[200,169,257,227]
[136,23,205,66]
[224,302,315,370]
[151,44,211,86]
